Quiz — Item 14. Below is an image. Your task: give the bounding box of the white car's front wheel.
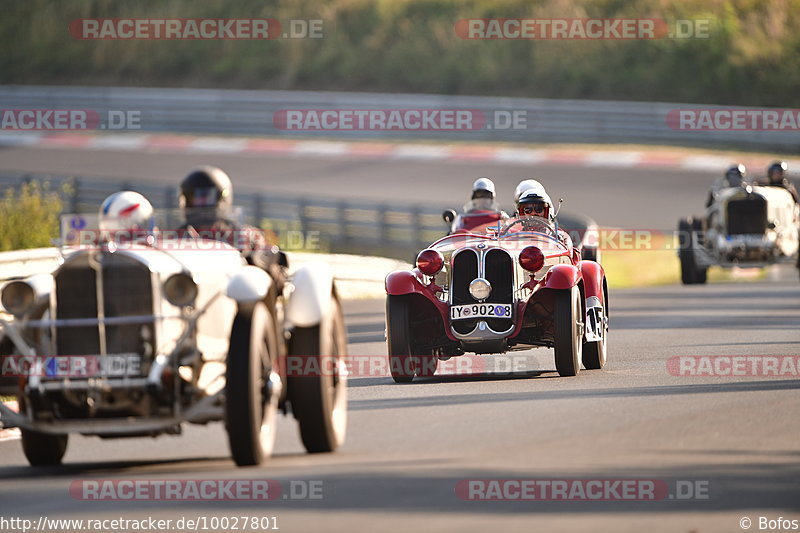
[225,301,278,467]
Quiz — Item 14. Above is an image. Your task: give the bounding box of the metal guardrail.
[0,173,448,259]
[0,85,797,150]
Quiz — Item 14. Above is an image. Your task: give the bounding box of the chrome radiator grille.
[450,248,514,334]
[727,197,767,235]
[55,253,154,357]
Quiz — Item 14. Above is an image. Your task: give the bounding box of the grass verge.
[602,249,767,289]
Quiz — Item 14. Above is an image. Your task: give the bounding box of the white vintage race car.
[0,218,347,467]
[678,183,800,284]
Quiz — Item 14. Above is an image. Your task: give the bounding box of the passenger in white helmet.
[446,177,509,234]
[464,177,500,213]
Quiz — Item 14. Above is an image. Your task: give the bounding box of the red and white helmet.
[98,191,155,233]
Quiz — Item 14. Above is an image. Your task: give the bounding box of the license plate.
[450,303,512,320]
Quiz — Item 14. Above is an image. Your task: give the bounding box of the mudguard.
[579,260,607,342]
[579,260,605,302]
[385,269,454,341]
[226,266,272,303]
[543,264,581,290]
[385,269,429,297]
[286,262,334,328]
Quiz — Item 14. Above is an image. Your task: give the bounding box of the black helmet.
[767,161,787,181]
[179,166,233,226]
[724,164,746,186]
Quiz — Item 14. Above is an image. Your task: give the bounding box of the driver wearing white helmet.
[513,179,547,205]
[515,188,554,222]
[97,191,155,243]
[514,182,573,248]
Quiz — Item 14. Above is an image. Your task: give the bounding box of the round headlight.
[519,246,545,272]
[469,278,492,300]
[163,273,198,307]
[1,281,35,316]
[416,249,444,276]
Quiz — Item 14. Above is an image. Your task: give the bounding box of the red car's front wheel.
[553,286,583,377]
[386,295,417,383]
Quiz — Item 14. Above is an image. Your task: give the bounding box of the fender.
[385,269,455,341]
[579,260,607,342]
[226,265,272,303]
[543,264,580,290]
[285,262,334,328]
[385,269,429,296]
[579,260,606,302]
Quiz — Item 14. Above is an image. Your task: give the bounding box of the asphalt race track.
[0,144,724,229]
[0,146,799,532]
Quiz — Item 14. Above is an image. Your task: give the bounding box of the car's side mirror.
[442,209,457,224]
[767,221,777,230]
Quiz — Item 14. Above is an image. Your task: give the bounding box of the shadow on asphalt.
[347,379,800,410]
[3,457,798,516]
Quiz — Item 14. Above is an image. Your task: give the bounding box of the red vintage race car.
[385,216,608,382]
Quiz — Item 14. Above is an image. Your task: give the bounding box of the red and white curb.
[1,131,797,173]
[0,400,20,442]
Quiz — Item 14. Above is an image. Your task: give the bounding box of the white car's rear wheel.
[287,296,348,453]
[553,286,582,377]
[225,301,278,467]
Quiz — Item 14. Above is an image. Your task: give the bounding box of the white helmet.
[514,179,546,203]
[472,177,496,199]
[516,188,554,221]
[98,191,155,233]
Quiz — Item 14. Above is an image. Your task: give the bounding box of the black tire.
[225,301,277,467]
[386,295,417,383]
[21,430,68,466]
[287,297,348,453]
[553,287,582,377]
[679,218,700,285]
[691,218,708,284]
[582,293,608,370]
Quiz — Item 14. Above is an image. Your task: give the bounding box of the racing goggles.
[520,202,547,215]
